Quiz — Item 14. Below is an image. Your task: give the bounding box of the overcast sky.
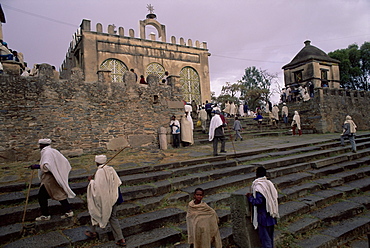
[2,0,369,103]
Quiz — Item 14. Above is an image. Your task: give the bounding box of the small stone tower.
[282,40,341,88]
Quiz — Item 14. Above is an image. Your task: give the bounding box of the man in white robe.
[85,155,126,246]
[198,107,208,133]
[291,111,302,136]
[29,139,75,221]
[209,110,226,156]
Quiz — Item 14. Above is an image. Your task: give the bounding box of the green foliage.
[240,66,277,110]
[328,41,370,90]
[214,66,278,110]
[220,82,242,104]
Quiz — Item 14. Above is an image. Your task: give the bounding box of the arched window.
[100,59,128,83]
[180,67,201,104]
[146,62,165,80]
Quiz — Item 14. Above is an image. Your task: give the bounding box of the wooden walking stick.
[91,146,130,178]
[227,125,237,156]
[104,146,130,167]
[21,170,36,235]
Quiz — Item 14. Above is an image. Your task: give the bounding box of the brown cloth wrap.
[186,200,222,248]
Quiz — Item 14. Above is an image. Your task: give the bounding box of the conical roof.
[282,40,340,69]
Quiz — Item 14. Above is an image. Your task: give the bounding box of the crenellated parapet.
[59,9,211,104]
[65,18,207,53]
[61,17,208,81]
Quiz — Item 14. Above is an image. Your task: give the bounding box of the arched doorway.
[146,62,165,80]
[180,66,201,104]
[100,59,128,83]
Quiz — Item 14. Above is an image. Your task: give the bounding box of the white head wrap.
[95,155,107,164]
[38,139,51,144]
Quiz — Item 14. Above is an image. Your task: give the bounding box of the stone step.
[311,147,370,169]
[271,172,313,189]
[251,139,370,171]
[3,230,71,248]
[173,226,234,248]
[1,141,368,232]
[76,170,368,247]
[0,136,347,199]
[0,160,237,206]
[2,200,231,248]
[1,190,232,247]
[278,174,370,223]
[0,197,84,227]
[182,173,255,196]
[307,156,370,178]
[279,164,370,203]
[295,211,370,248]
[100,227,182,248]
[3,207,186,248]
[85,155,368,231]
[2,134,370,247]
[310,200,366,223]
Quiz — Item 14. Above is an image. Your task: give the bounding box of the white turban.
[95,155,107,164]
[38,139,51,144]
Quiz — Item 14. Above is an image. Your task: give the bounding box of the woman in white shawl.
[291,111,302,136]
[340,115,357,152]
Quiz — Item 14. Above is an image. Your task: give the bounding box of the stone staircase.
[192,115,292,145]
[1,134,370,247]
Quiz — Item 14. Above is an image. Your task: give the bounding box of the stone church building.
[282,40,341,88]
[60,11,211,105]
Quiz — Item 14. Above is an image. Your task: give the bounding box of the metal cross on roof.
[147,4,154,14]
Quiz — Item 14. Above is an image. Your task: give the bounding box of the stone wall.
[0,64,184,162]
[286,87,370,133]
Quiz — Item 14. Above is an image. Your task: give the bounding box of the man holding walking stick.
[29,139,75,221]
[84,154,127,247]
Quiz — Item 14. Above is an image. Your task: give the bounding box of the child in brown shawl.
[186,188,222,248]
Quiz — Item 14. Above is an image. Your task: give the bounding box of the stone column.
[230,191,261,248]
[158,127,167,150]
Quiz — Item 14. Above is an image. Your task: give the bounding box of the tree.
[213,67,279,110]
[328,41,370,90]
[212,81,241,108]
[239,66,277,110]
[220,82,241,98]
